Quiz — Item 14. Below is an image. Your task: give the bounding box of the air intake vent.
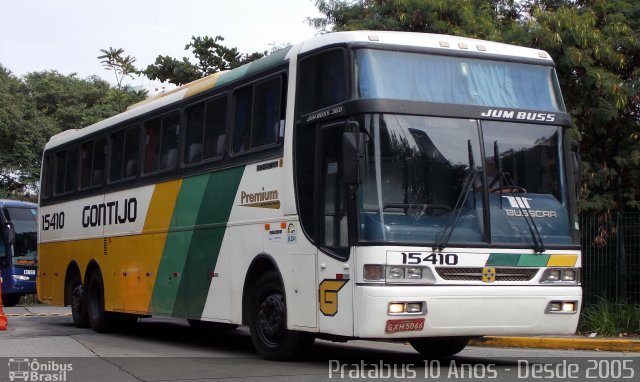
[436,267,539,282]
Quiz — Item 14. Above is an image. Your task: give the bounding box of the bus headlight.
[363,265,436,284]
[388,267,405,279]
[540,268,580,284]
[12,275,30,281]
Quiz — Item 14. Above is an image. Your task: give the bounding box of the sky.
[0,0,323,89]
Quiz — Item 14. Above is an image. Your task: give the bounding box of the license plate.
[385,318,425,333]
[23,269,36,275]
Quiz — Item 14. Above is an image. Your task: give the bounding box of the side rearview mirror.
[570,140,581,197]
[2,222,16,246]
[342,129,367,185]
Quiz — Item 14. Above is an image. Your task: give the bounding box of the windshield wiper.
[493,141,545,253]
[433,140,477,251]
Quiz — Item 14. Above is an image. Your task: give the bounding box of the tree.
[98,47,139,91]
[311,0,640,214]
[0,66,146,198]
[144,35,267,86]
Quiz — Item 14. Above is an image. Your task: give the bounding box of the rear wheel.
[410,337,470,358]
[67,275,89,328]
[248,271,314,360]
[1,294,20,307]
[86,268,115,333]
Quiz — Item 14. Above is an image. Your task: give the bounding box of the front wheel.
[248,271,313,360]
[410,337,470,358]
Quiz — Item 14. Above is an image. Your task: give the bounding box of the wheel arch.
[241,253,283,325]
[63,261,82,306]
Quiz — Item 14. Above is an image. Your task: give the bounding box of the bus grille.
[435,267,539,282]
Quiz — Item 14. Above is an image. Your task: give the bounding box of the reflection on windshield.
[4,207,38,266]
[355,49,565,112]
[359,114,484,244]
[357,114,575,247]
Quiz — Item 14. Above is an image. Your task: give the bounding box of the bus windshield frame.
[354,48,566,113]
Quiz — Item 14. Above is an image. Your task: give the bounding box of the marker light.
[363,264,384,281]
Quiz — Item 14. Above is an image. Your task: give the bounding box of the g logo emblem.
[319,279,348,316]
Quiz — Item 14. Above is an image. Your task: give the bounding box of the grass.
[579,297,640,336]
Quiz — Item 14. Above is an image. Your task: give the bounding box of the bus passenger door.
[316,122,354,337]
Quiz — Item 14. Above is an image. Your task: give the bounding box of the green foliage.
[312,0,640,214]
[0,65,145,198]
[144,35,267,86]
[98,47,139,91]
[579,298,640,336]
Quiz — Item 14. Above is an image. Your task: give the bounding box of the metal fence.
[581,213,640,306]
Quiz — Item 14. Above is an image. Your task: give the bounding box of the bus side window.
[41,154,54,199]
[233,75,284,154]
[92,138,107,186]
[80,141,94,188]
[203,97,227,159]
[298,48,347,115]
[144,118,160,173]
[159,113,180,171]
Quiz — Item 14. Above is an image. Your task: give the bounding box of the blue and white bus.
[1,199,38,307]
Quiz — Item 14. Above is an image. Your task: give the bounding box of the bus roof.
[0,199,37,209]
[44,31,553,151]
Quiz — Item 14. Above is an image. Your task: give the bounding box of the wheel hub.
[257,293,285,343]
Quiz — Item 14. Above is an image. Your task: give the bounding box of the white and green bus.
[38,31,581,359]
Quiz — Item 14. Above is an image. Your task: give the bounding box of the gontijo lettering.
[82,198,137,227]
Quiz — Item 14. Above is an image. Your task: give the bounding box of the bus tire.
[68,276,89,328]
[2,294,20,307]
[248,271,314,360]
[86,268,114,333]
[409,337,469,358]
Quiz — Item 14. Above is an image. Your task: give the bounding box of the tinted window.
[185,97,227,164]
[110,126,139,181]
[80,139,106,189]
[92,138,107,185]
[233,76,284,153]
[52,149,77,195]
[144,113,180,173]
[298,49,347,115]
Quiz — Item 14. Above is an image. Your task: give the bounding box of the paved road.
[1,306,638,381]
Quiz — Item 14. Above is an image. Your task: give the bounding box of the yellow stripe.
[547,255,578,267]
[119,179,182,313]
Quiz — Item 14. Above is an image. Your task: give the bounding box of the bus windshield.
[357,114,576,247]
[355,49,565,112]
[4,207,38,266]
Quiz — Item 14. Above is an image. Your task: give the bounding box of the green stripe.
[486,253,520,266]
[149,175,209,315]
[517,254,550,267]
[148,167,246,317]
[173,166,245,318]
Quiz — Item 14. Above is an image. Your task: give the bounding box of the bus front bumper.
[354,285,581,339]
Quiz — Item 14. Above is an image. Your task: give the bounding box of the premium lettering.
[241,189,278,204]
[82,198,137,227]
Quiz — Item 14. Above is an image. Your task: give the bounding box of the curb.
[5,313,72,317]
[470,336,640,352]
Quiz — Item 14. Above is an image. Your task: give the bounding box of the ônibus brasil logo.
[8,358,72,382]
